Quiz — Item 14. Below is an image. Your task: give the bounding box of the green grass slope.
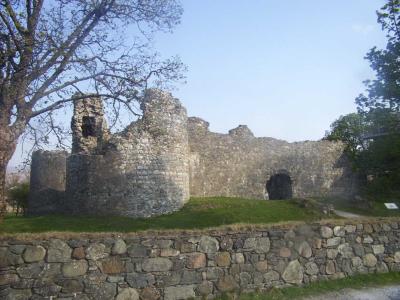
[0,197,323,234]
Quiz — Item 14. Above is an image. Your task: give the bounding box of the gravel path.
[334,209,364,219]
[306,285,400,300]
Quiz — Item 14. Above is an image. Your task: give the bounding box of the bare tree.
[0,0,185,220]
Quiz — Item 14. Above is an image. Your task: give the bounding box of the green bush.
[7,182,29,216]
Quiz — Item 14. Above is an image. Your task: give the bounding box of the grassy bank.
[0,197,323,234]
[222,272,400,300]
[316,196,400,217]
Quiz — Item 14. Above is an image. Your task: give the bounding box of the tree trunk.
[0,127,17,222]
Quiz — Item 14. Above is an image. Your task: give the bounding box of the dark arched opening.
[266,173,293,200]
[82,116,96,138]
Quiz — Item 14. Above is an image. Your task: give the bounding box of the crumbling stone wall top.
[71,94,109,155]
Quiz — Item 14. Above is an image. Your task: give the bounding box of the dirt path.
[306,285,400,300]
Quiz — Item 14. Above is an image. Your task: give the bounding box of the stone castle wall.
[188,117,358,199]
[1,221,400,299]
[71,95,110,155]
[28,90,358,217]
[28,150,68,215]
[65,89,190,217]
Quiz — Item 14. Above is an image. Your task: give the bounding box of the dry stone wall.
[1,220,400,299]
[188,117,358,199]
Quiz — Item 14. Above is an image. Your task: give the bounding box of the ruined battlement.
[28,90,358,217]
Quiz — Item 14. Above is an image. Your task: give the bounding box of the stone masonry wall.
[65,90,190,217]
[188,117,358,199]
[1,220,400,299]
[71,95,110,155]
[28,89,358,217]
[28,150,68,215]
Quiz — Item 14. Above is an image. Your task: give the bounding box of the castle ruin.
[28,89,358,218]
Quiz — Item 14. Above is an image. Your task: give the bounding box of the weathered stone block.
[243,237,270,253]
[17,263,44,278]
[181,270,202,284]
[372,244,385,255]
[344,225,356,233]
[186,252,206,269]
[59,279,84,293]
[62,260,88,277]
[126,273,155,288]
[160,248,180,257]
[4,288,32,300]
[333,226,345,237]
[112,239,127,255]
[321,226,333,238]
[141,286,160,300]
[264,270,280,282]
[233,253,245,264]
[255,260,268,272]
[395,251,400,263]
[72,247,85,260]
[142,258,172,272]
[164,285,196,300]
[128,244,149,258]
[215,252,231,267]
[100,257,125,274]
[337,243,354,259]
[377,261,389,273]
[116,287,139,300]
[279,247,291,258]
[325,260,335,275]
[86,243,107,260]
[217,275,239,292]
[196,281,214,296]
[363,236,373,244]
[47,239,72,262]
[327,249,338,259]
[206,267,224,280]
[363,254,377,267]
[282,260,303,284]
[305,262,319,275]
[198,236,219,253]
[23,245,46,263]
[295,241,312,258]
[0,273,19,286]
[326,237,341,247]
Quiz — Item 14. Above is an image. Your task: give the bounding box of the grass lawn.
[316,196,400,217]
[222,272,400,300]
[0,197,324,234]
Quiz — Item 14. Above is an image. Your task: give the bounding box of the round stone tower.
[66,89,190,218]
[28,150,68,215]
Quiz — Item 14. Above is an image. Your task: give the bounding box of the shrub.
[7,182,29,216]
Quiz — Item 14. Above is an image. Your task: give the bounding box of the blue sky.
[155,0,387,140]
[8,0,388,169]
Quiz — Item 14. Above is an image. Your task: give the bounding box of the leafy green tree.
[7,182,29,216]
[325,113,367,162]
[346,0,400,197]
[356,0,400,114]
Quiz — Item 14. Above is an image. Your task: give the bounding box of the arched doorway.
[266,173,293,200]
